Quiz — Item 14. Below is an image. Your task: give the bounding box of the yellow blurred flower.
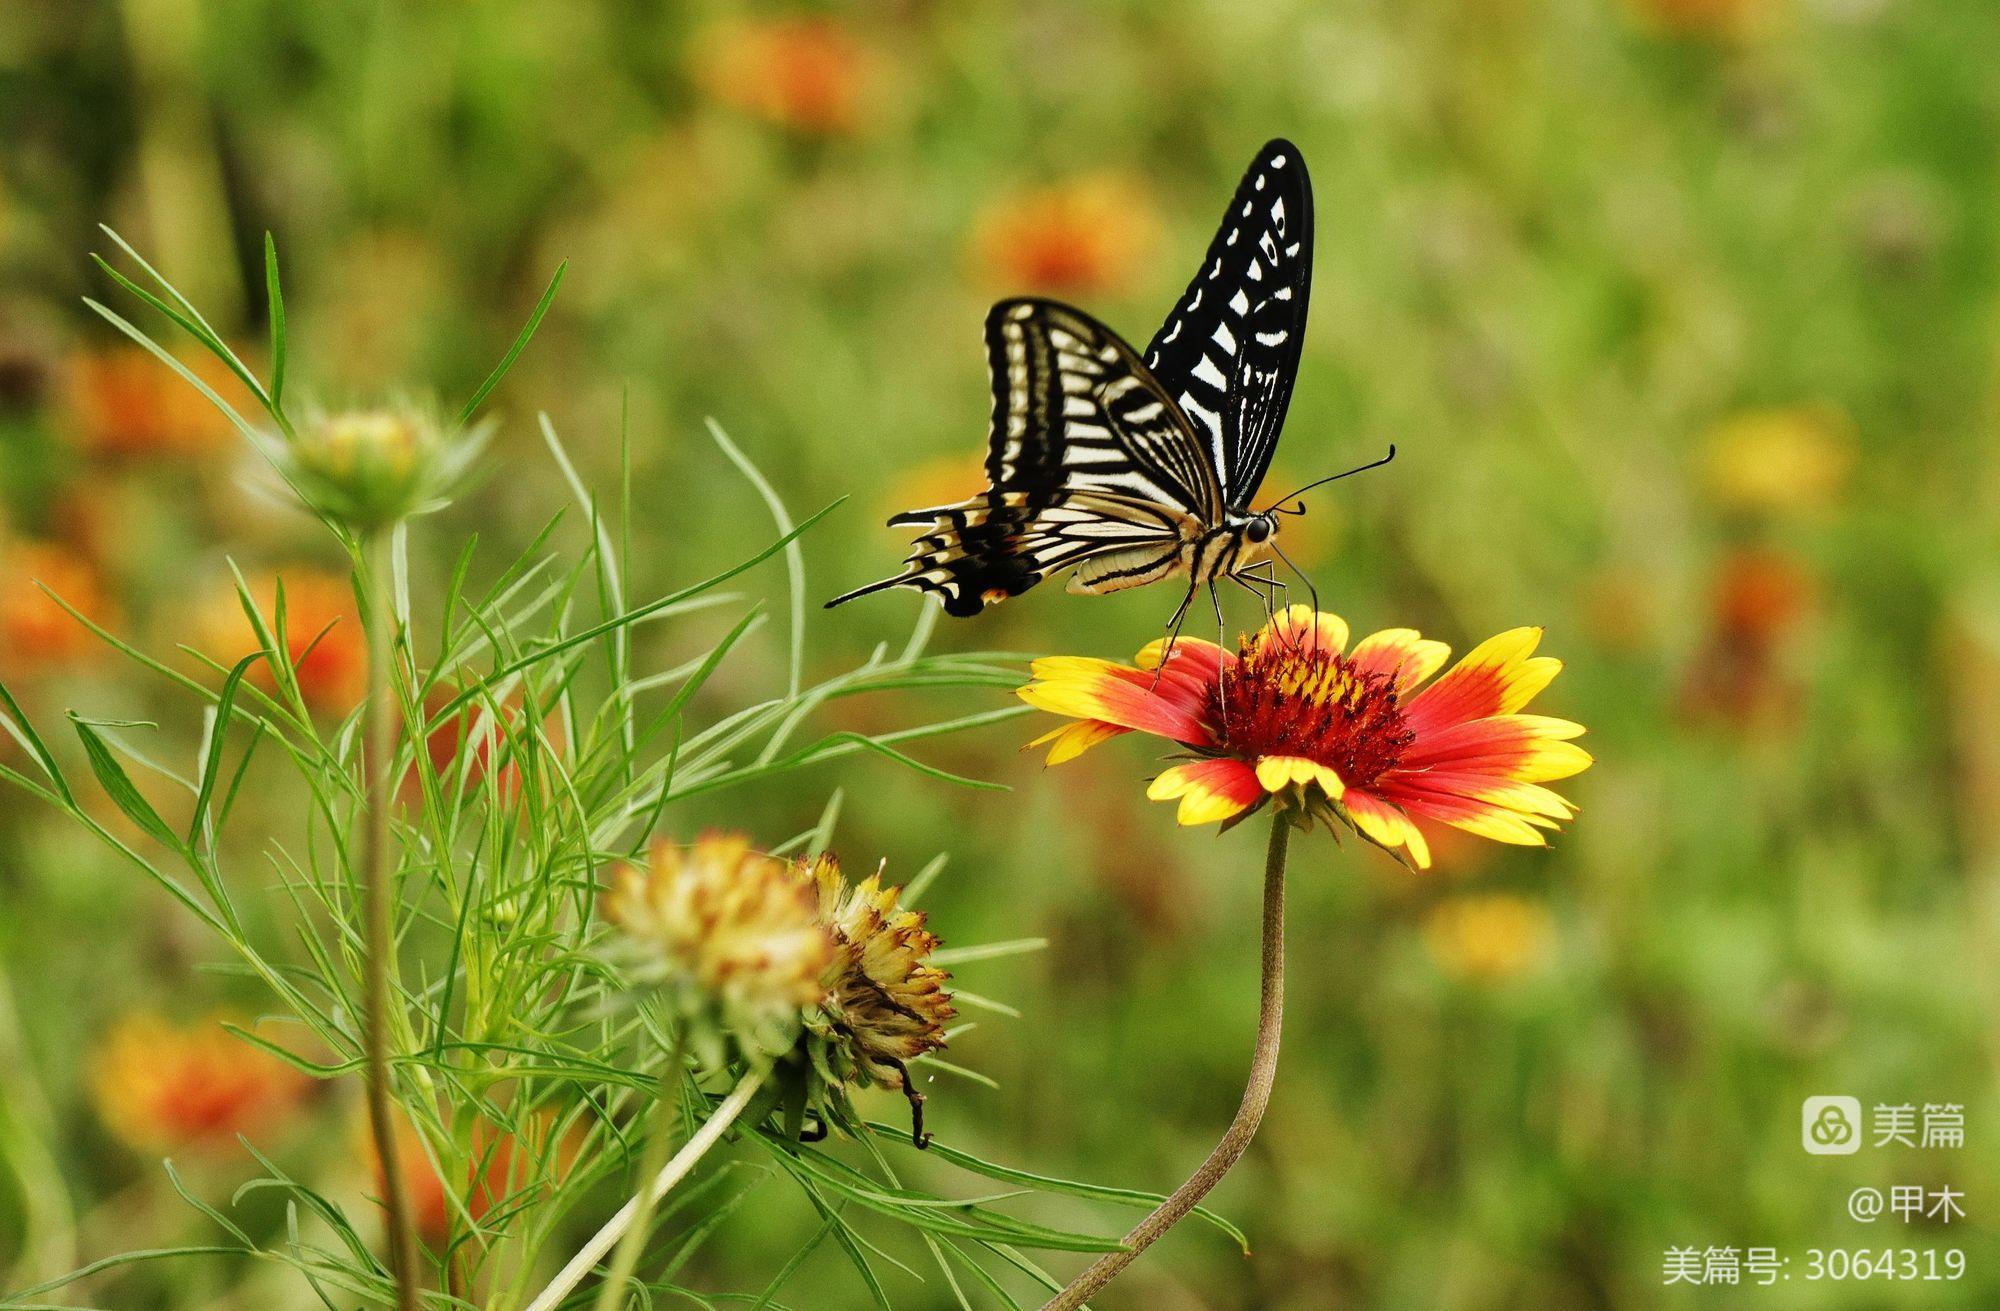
[972,174,1159,298]
[62,344,244,460]
[192,567,366,711]
[1421,894,1553,984]
[799,853,954,1096]
[1698,404,1856,517]
[0,541,115,678]
[91,1012,310,1153]
[692,17,877,136]
[603,835,835,1053]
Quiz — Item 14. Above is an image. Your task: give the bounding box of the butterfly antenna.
[1264,444,1397,516]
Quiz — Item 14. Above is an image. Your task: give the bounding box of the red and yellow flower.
[1018,606,1591,869]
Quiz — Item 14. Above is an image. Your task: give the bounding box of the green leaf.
[264,232,288,411]
[0,680,71,805]
[70,715,185,853]
[190,652,266,845]
[459,261,566,423]
[864,1121,1249,1253]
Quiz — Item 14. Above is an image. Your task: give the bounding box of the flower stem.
[1040,809,1291,1311]
[358,530,421,1311]
[589,1032,688,1311]
[524,1070,766,1311]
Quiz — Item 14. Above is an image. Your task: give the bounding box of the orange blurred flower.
[373,1111,581,1243]
[0,541,114,678]
[1698,404,1856,519]
[63,344,247,460]
[1422,894,1553,984]
[693,17,876,136]
[1626,0,1779,41]
[193,568,365,711]
[404,682,565,807]
[91,1012,310,1153]
[972,175,1159,298]
[1681,545,1815,727]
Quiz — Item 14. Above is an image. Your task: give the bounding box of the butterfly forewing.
[1143,138,1313,510]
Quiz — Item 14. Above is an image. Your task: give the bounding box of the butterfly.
[828,139,1388,637]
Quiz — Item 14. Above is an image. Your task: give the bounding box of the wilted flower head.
[91,1012,310,1153]
[802,854,953,1089]
[603,835,836,1059]
[755,853,955,1147]
[1019,606,1592,870]
[279,402,485,532]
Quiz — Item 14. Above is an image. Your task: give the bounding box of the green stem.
[590,1032,688,1311]
[1040,808,1292,1311]
[358,530,421,1311]
[524,1067,765,1311]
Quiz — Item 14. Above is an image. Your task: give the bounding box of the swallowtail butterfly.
[829,139,1385,627]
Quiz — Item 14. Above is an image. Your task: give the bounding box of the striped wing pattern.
[1143,139,1313,509]
[829,300,1213,616]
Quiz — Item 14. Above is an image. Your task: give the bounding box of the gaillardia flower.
[1018,606,1591,869]
[602,835,836,1059]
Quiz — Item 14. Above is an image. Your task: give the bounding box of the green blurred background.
[3,0,1999,1307]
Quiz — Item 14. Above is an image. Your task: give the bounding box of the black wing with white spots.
[1142,138,1313,510]
[826,299,1212,616]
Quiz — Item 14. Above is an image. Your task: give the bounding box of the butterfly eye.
[1245,517,1273,544]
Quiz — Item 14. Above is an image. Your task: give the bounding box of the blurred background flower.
[91,1013,310,1154]
[972,174,1159,298]
[188,566,366,710]
[0,540,114,680]
[1421,893,1554,985]
[691,17,878,137]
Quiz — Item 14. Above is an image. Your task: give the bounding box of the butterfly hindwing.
[1143,138,1313,510]
[828,300,1213,616]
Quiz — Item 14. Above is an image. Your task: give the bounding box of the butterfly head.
[1243,513,1277,546]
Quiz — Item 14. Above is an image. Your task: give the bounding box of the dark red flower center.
[1211,640,1414,788]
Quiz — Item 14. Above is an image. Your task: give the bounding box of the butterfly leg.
[1150,576,1202,691]
[1235,563,1285,619]
[1270,542,1319,654]
[1231,571,1281,624]
[1209,580,1229,716]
